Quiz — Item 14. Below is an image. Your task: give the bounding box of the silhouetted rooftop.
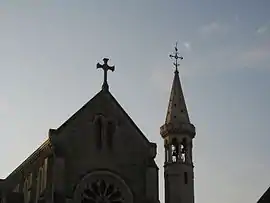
[258,186,270,203]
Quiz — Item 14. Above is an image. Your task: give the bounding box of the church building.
[0,46,196,203]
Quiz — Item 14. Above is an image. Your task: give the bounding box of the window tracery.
[81,179,123,203]
[73,171,133,203]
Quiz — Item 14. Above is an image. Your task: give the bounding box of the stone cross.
[169,42,183,73]
[97,58,115,91]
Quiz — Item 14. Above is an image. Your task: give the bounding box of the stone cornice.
[160,122,196,138]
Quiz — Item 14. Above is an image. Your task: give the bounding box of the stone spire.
[165,70,190,124]
[165,43,190,125]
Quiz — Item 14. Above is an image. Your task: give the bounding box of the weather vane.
[97,58,115,91]
[169,42,183,73]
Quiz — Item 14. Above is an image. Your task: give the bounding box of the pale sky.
[0,1,270,203]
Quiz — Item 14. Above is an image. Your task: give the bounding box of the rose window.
[81,180,124,203]
[73,171,133,203]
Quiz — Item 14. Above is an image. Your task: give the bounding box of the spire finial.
[169,42,183,73]
[97,58,115,91]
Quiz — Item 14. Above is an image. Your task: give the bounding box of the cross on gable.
[97,58,115,91]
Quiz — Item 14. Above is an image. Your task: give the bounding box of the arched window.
[42,158,48,191]
[24,173,32,203]
[36,158,48,203]
[180,138,187,163]
[94,115,104,149]
[106,120,116,149]
[171,138,179,162]
[23,179,28,203]
[36,171,40,203]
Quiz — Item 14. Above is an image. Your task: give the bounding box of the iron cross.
[169,42,183,73]
[97,58,115,91]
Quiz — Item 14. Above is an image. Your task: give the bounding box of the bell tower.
[160,43,196,203]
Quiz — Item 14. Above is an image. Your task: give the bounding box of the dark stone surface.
[5,191,24,203]
[258,186,270,203]
[54,192,66,203]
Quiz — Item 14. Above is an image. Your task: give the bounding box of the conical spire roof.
[165,69,190,125]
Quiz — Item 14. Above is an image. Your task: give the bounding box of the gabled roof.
[5,139,51,181]
[4,89,152,182]
[55,89,151,144]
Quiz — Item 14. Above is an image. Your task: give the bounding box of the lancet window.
[23,173,32,203]
[35,158,48,202]
[94,115,116,150]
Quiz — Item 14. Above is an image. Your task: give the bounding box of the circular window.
[73,171,133,203]
[81,179,123,203]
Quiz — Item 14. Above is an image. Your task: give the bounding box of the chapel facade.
[0,47,196,203]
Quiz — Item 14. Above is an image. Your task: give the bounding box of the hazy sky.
[0,1,270,203]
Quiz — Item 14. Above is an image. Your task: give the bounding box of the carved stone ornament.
[73,171,133,203]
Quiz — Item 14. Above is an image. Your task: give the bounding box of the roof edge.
[107,92,152,145]
[56,90,103,133]
[5,139,51,180]
[258,186,270,202]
